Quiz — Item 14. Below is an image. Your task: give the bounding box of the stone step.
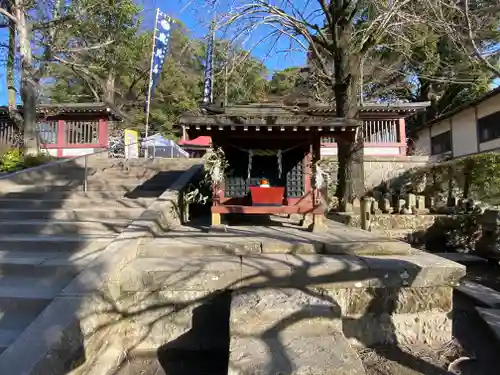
[139,237,263,257]
[0,219,131,235]
[0,235,114,253]
[456,280,500,308]
[0,293,52,319]
[0,329,21,355]
[475,307,500,345]
[0,275,73,300]
[0,208,145,221]
[92,169,180,179]
[0,183,170,193]
[0,259,81,279]
[0,198,155,210]
[0,250,100,268]
[0,289,61,355]
[0,190,165,199]
[97,158,199,168]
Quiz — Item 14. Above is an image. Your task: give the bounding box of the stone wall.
[321,155,429,191]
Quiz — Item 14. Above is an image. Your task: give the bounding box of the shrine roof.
[180,101,430,123]
[0,102,125,121]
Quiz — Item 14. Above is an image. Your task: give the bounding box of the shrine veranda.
[180,102,428,228]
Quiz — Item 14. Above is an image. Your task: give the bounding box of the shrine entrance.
[180,103,359,230]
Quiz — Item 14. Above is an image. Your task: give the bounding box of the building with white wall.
[414,87,500,160]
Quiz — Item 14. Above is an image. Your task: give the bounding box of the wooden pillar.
[211,212,221,226]
[56,120,65,157]
[398,118,407,155]
[311,134,326,232]
[98,118,109,148]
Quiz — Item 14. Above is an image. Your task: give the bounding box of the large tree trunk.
[6,13,23,148]
[103,67,115,104]
[15,2,38,155]
[333,53,364,206]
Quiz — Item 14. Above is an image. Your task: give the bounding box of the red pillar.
[398,118,407,156]
[56,120,65,157]
[98,119,109,148]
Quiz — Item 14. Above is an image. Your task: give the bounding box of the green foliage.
[184,147,228,205]
[0,149,53,173]
[422,213,482,253]
[268,67,301,96]
[45,15,269,137]
[388,152,500,205]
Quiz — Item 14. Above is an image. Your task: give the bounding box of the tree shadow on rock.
[157,290,231,375]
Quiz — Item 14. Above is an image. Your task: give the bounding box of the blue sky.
[0,1,497,105]
[144,0,307,72]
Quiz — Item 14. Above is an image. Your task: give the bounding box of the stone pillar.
[360,196,372,231]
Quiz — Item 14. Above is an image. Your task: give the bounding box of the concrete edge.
[0,161,203,375]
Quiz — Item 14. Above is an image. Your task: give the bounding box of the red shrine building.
[180,101,428,229]
[0,103,122,157]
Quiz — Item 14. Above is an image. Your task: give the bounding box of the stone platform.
[102,216,465,375]
[14,214,464,375]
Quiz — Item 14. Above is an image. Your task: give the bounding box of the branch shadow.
[88,244,461,375]
[0,156,192,375]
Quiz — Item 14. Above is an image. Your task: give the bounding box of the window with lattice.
[65,121,99,144]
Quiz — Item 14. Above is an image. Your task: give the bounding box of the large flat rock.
[146,218,413,256]
[229,288,365,375]
[120,250,465,292]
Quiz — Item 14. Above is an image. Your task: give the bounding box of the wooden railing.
[0,121,16,147]
[321,120,401,144]
[363,120,399,143]
[65,120,99,144]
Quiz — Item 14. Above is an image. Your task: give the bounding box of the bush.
[380,152,500,205]
[0,148,53,173]
[423,214,481,253]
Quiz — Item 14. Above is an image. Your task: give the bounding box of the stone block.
[260,240,320,254]
[397,199,405,213]
[229,288,365,375]
[416,195,426,209]
[343,311,452,347]
[118,290,229,352]
[230,289,343,335]
[361,252,466,288]
[339,286,453,316]
[352,197,361,211]
[371,214,392,230]
[380,197,392,214]
[228,334,365,375]
[239,254,371,289]
[406,193,416,209]
[323,240,412,256]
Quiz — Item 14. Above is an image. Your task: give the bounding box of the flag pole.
[144,7,160,158]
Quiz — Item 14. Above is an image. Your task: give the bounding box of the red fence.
[0,118,108,157]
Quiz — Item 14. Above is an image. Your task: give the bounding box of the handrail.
[0,137,191,192]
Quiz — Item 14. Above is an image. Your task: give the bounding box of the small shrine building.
[180,101,428,229]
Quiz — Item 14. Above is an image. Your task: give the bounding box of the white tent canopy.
[142,133,189,158]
